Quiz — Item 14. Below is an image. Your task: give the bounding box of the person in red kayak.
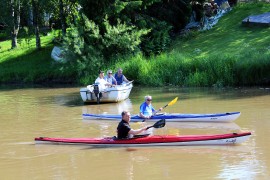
[117,111,148,139]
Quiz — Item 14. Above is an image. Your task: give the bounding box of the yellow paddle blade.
[168,97,178,106]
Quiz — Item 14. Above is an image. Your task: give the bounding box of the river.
[0,86,269,179]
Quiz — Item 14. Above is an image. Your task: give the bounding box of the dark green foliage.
[0,32,8,41]
[61,13,149,84]
[234,50,270,86]
[78,0,191,56]
[139,18,172,56]
[101,17,149,59]
[61,14,103,83]
[146,0,191,32]
[191,1,204,22]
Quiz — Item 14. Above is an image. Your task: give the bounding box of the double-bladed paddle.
[146,119,166,129]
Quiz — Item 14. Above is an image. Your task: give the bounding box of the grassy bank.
[0,32,76,84]
[114,3,270,87]
[0,3,270,87]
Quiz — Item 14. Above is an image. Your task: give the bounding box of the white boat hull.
[80,82,133,103]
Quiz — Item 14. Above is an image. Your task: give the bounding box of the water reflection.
[217,135,267,180]
[81,99,134,137]
[81,145,257,179]
[82,98,133,115]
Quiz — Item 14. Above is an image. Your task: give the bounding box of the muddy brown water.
[0,86,269,179]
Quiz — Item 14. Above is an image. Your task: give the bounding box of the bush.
[139,18,172,56]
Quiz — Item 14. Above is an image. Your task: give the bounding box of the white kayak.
[82,112,241,122]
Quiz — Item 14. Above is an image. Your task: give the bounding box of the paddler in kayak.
[117,111,148,139]
[139,95,162,119]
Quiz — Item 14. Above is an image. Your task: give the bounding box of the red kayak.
[35,132,251,147]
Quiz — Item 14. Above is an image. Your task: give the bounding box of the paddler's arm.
[139,112,151,119]
[153,107,163,115]
[128,127,147,136]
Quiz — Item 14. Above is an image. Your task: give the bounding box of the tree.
[59,0,66,36]
[0,0,22,49]
[31,0,41,49]
[10,0,21,48]
[77,0,191,56]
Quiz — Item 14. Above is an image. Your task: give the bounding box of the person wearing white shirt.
[95,70,112,91]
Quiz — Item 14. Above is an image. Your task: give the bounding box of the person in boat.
[117,111,148,139]
[95,70,113,91]
[139,95,162,119]
[105,70,117,85]
[114,68,129,85]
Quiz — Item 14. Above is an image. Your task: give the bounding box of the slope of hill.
[0,3,270,86]
[174,3,270,58]
[115,3,270,87]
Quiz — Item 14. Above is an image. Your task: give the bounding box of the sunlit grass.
[0,32,69,84]
[111,3,270,87]
[0,33,53,63]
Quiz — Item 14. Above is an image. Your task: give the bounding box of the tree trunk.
[10,0,20,49]
[32,0,41,49]
[35,25,41,49]
[59,0,66,36]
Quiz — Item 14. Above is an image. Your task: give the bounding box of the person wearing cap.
[139,95,162,119]
[95,70,112,91]
[117,111,148,139]
[105,70,117,85]
[114,68,129,85]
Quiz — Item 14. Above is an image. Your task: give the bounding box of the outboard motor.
[93,83,102,104]
[93,83,99,95]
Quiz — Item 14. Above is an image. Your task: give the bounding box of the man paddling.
[117,111,148,139]
[139,95,162,119]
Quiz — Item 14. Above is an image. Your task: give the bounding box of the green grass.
[113,2,270,87]
[173,3,270,57]
[0,32,75,84]
[1,2,270,86]
[0,33,52,63]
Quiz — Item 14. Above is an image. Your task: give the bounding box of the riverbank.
[114,3,270,87]
[0,2,270,87]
